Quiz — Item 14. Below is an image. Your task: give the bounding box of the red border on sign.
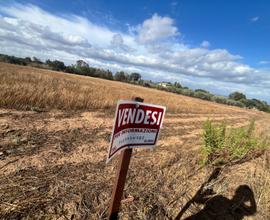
[106,100,166,163]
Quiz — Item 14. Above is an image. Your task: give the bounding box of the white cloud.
[200,40,210,48]
[259,60,270,65]
[251,16,259,22]
[136,13,179,43]
[0,4,118,47]
[111,34,124,46]
[0,4,270,101]
[110,33,134,52]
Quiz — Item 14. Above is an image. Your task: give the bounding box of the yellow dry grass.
[0,62,260,114]
[0,62,269,219]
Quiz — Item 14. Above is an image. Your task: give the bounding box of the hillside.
[0,63,269,219]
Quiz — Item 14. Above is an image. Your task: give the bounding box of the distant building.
[158,82,172,88]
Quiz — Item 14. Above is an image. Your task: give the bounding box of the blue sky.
[0,0,270,102]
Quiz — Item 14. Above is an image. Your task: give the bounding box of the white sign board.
[107,100,166,162]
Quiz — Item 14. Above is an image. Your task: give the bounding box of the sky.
[0,0,270,102]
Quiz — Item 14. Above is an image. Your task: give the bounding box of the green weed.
[201,119,266,165]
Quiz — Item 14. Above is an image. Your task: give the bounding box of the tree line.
[0,53,269,113]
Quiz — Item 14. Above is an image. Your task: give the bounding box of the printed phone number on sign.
[112,129,157,149]
[115,134,155,146]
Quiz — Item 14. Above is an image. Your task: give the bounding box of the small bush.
[226,99,245,108]
[194,91,213,100]
[201,120,226,165]
[211,95,228,104]
[201,120,264,165]
[181,89,195,97]
[211,96,245,108]
[227,120,257,160]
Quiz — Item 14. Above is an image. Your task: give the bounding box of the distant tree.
[241,99,270,112]
[195,89,209,93]
[65,65,77,74]
[174,82,182,88]
[181,89,195,97]
[129,73,141,81]
[194,91,213,100]
[0,54,26,65]
[97,69,113,80]
[211,95,228,104]
[226,99,245,108]
[80,66,96,76]
[229,92,246,101]
[73,60,97,76]
[138,79,145,85]
[104,70,113,80]
[46,60,66,71]
[114,71,129,81]
[1,52,269,112]
[32,57,42,64]
[24,57,32,64]
[76,60,89,68]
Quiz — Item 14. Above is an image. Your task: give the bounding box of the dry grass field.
[0,62,269,219]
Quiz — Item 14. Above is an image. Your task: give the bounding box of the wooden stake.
[108,97,144,220]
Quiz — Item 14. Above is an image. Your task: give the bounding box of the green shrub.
[227,120,257,159]
[201,120,264,166]
[225,99,245,108]
[201,120,226,165]
[211,95,228,104]
[211,96,245,108]
[194,91,213,100]
[229,91,246,101]
[181,89,195,97]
